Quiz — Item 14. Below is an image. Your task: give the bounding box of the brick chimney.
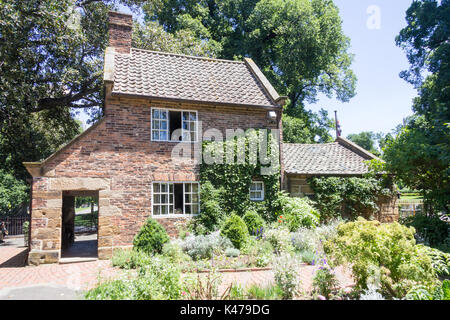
[108,11,133,54]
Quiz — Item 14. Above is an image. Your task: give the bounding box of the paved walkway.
[0,237,354,299]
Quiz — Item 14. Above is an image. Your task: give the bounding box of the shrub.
[243,210,265,235]
[291,228,318,253]
[86,256,181,300]
[405,280,450,300]
[418,245,450,277]
[111,249,152,269]
[275,193,320,231]
[401,213,449,248]
[225,248,240,258]
[193,181,224,234]
[324,218,438,298]
[162,242,190,264]
[265,226,293,254]
[246,240,274,267]
[312,267,339,299]
[0,170,28,214]
[180,231,232,260]
[299,250,317,265]
[133,218,170,255]
[273,253,300,300]
[221,214,249,249]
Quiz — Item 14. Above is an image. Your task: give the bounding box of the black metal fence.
[0,215,30,236]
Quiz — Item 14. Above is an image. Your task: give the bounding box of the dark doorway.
[61,191,98,259]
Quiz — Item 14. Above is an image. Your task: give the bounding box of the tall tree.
[384,0,449,214]
[347,131,383,156]
[143,0,356,143]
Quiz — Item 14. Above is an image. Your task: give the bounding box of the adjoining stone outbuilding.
[282,137,399,223]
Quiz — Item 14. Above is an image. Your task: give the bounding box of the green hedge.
[133,218,169,254]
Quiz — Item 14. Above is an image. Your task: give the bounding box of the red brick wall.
[37,96,281,253]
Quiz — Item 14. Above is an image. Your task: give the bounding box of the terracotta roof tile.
[112,48,279,108]
[283,141,375,175]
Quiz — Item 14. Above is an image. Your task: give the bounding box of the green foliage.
[224,248,240,258]
[0,170,28,214]
[246,283,283,300]
[265,226,294,254]
[200,131,280,222]
[111,249,152,269]
[180,232,232,260]
[275,192,320,231]
[418,245,450,277]
[406,280,450,301]
[324,218,438,299]
[401,213,449,249]
[309,177,392,222]
[243,210,265,235]
[299,250,317,265]
[192,181,224,234]
[282,111,334,144]
[221,214,249,249]
[272,253,300,299]
[86,256,181,300]
[387,0,450,215]
[245,239,274,267]
[346,131,382,156]
[312,268,339,299]
[133,218,170,255]
[162,242,190,264]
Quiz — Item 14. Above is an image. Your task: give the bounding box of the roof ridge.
[129,47,244,64]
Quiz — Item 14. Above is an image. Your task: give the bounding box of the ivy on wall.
[199,130,281,223]
[308,176,394,222]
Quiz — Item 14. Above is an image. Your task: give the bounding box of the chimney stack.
[108,11,133,54]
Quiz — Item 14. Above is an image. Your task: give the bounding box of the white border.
[151,107,199,143]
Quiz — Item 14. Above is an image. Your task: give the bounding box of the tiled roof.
[283,138,378,175]
[111,48,281,108]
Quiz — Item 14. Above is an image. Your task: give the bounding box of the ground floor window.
[152,182,200,216]
[250,181,264,201]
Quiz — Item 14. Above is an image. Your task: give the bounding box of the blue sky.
[78,0,417,137]
[307,0,417,137]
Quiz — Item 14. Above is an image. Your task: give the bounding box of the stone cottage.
[23,12,286,265]
[23,12,398,265]
[282,137,399,222]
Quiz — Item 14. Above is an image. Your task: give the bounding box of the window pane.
[191,205,199,215]
[160,131,168,141]
[189,113,197,121]
[153,109,160,119]
[152,131,159,140]
[191,184,198,193]
[185,194,191,204]
[161,205,168,215]
[154,194,160,204]
[185,205,191,214]
[185,184,191,192]
[153,120,160,129]
[154,183,160,193]
[192,194,199,203]
[161,121,167,130]
[160,111,167,119]
[161,194,167,204]
[161,184,167,192]
[153,205,160,215]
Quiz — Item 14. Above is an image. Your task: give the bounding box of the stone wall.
[28,97,280,265]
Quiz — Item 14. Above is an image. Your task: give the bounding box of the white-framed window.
[250,181,264,201]
[151,108,198,142]
[152,182,200,216]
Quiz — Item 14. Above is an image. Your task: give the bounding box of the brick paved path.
[1,246,354,298]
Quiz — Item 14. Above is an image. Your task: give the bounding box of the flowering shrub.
[275,193,320,231]
[111,249,152,269]
[272,253,300,299]
[243,210,265,234]
[324,218,438,298]
[266,226,293,254]
[180,231,232,260]
[312,258,339,299]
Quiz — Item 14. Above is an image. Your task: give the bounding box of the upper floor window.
[250,181,264,201]
[151,108,198,142]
